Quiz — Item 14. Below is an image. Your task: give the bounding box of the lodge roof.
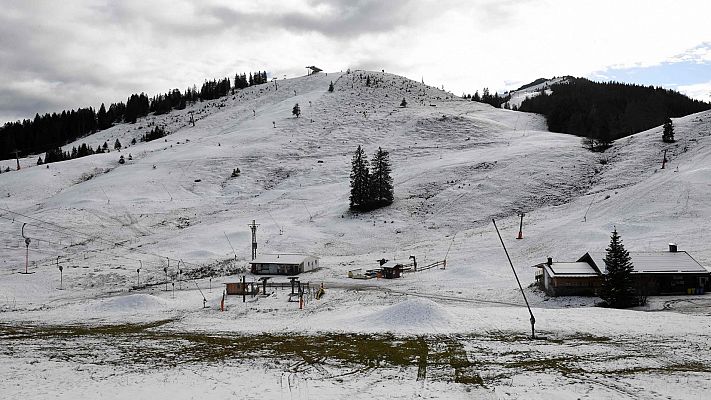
[581,251,709,274]
[249,254,317,265]
[544,262,600,278]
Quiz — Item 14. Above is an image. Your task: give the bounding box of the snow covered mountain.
[3,69,711,307]
[2,70,711,398]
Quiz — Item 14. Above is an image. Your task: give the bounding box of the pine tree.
[114,139,122,150]
[472,91,480,102]
[102,141,109,152]
[37,156,43,165]
[292,103,301,118]
[97,103,110,130]
[370,147,394,207]
[400,98,407,107]
[599,229,636,308]
[349,145,370,211]
[662,118,675,143]
[328,81,334,92]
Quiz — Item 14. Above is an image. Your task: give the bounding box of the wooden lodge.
[249,254,319,275]
[225,281,259,296]
[535,244,710,297]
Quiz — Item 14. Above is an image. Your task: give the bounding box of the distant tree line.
[0,70,271,161]
[517,77,710,148]
[42,140,115,164]
[463,88,511,108]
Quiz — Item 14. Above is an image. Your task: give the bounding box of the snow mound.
[360,297,451,331]
[87,294,168,313]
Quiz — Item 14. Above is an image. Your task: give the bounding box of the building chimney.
[547,257,552,266]
[669,243,678,253]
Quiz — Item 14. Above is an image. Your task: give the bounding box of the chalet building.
[536,244,710,297]
[535,258,602,296]
[250,254,319,275]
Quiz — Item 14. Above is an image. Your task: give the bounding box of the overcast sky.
[1,0,710,123]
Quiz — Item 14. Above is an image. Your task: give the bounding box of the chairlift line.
[0,209,202,269]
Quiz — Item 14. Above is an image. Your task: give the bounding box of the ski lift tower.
[248,220,260,260]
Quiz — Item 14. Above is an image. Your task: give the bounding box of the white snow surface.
[355,297,452,331]
[2,70,711,399]
[504,76,569,109]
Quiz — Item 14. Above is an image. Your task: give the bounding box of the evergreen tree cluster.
[125,93,151,124]
[43,140,113,164]
[349,146,394,211]
[518,77,710,145]
[599,229,636,308]
[199,78,232,101]
[140,126,167,142]
[0,69,270,160]
[464,88,511,108]
[0,108,98,161]
[150,89,186,115]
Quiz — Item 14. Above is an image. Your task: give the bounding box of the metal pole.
[492,218,536,339]
[661,149,668,169]
[57,256,63,290]
[242,276,246,303]
[517,213,525,239]
[25,241,29,274]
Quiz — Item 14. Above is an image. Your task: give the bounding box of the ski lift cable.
[0,210,202,268]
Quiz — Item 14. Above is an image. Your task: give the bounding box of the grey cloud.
[0,0,538,124]
[200,0,419,38]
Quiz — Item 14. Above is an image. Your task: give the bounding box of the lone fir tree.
[349,145,370,211]
[114,138,122,150]
[400,98,407,107]
[370,147,393,207]
[328,81,334,92]
[599,229,636,308]
[662,118,675,143]
[292,103,301,118]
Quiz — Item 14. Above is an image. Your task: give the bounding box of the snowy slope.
[504,76,570,109]
[2,70,711,399]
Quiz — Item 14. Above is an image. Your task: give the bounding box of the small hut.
[306,66,323,75]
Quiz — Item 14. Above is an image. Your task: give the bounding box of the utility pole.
[21,223,30,274]
[57,256,63,290]
[661,149,668,169]
[516,212,525,240]
[248,220,259,260]
[13,149,20,170]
